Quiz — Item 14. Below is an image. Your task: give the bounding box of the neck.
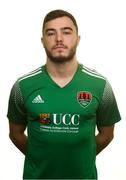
[45,58,78,78]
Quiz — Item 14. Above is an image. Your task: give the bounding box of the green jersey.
[7,63,121,179]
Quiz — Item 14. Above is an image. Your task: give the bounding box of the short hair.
[42,9,78,34]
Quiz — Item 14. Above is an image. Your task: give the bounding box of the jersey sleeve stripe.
[82,65,105,78]
[18,70,42,82]
[82,68,106,80]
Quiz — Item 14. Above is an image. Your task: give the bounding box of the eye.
[63,31,71,35]
[46,31,55,36]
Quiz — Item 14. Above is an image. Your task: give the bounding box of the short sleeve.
[96,80,121,126]
[7,81,27,123]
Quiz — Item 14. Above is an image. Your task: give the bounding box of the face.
[41,16,80,64]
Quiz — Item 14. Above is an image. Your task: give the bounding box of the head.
[41,9,80,64]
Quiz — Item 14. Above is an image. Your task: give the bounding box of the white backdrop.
[0,0,126,179]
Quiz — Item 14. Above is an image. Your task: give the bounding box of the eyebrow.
[45,27,73,34]
[61,27,73,31]
[45,28,55,33]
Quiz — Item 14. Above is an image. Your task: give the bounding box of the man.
[7,9,121,179]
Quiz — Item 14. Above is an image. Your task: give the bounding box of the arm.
[9,121,27,155]
[96,80,121,154]
[96,124,114,155]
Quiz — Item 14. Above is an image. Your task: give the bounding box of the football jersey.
[7,63,121,179]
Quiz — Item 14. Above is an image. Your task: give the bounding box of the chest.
[24,83,101,145]
[25,85,99,118]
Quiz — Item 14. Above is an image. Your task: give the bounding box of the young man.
[7,9,121,179]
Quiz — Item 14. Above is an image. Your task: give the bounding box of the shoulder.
[18,67,43,84]
[80,64,107,82]
[13,66,45,98]
[79,64,108,96]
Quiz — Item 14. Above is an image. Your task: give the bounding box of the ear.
[41,37,43,44]
[77,35,81,45]
[41,37,45,47]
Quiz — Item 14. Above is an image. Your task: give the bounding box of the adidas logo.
[32,95,44,103]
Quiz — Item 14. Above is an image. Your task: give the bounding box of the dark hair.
[42,9,78,34]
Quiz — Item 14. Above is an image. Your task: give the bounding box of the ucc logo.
[53,113,80,126]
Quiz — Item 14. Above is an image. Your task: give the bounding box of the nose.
[55,32,63,42]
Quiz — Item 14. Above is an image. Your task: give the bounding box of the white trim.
[82,65,101,76]
[27,67,41,74]
[82,68,106,80]
[19,70,42,82]
[18,67,41,80]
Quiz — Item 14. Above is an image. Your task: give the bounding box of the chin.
[50,56,73,64]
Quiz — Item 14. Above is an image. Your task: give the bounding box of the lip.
[53,45,67,50]
[54,47,65,50]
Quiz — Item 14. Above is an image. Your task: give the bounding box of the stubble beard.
[44,45,77,64]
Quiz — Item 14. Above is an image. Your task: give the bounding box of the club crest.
[77,91,92,108]
[39,113,51,124]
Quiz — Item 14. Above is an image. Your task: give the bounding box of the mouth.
[53,45,67,50]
